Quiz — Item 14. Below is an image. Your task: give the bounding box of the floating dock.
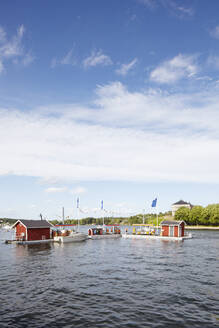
[122,233,192,241]
[5,239,54,245]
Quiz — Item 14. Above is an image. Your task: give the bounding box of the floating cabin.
[12,219,53,242]
[160,220,185,238]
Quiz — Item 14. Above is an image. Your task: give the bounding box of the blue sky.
[1,0,219,220]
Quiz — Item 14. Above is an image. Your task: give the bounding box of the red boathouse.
[160,220,185,237]
[12,219,53,242]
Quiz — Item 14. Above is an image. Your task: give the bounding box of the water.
[0,228,219,328]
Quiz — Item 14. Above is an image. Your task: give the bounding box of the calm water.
[0,228,219,328]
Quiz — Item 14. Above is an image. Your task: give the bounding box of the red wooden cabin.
[12,219,53,241]
[160,220,185,237]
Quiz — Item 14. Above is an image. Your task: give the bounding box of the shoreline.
[185,226,219,230]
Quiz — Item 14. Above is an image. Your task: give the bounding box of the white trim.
[12,219,26,229]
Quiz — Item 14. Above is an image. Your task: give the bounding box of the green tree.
[175,207,190,223]
[189,206,203,225]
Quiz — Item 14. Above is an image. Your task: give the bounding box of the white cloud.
[176,6,193,16]
[210,25,219,39]
[45,187,67,193]
[0,24,33,73]
[70,186,87,194]
[22,53,35,66]
[116,58,138,76]
[207,55,219,70]
[1,81,219,184]
[83,49,112,68]
[150,54,198,84]
[51,49,77,68]
[0,59,3,73]
[137,0,193,17]
[137,0,156,9]
[61,49,76,65]
[0,27,6,43]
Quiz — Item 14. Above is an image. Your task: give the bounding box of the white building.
[171,200,192,216]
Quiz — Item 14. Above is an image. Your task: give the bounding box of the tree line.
[174,204,219,226]
[50,212,171,226]
[2,204,219,227]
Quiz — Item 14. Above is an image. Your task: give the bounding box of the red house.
[12,219,53,242]
[160,220,185,237]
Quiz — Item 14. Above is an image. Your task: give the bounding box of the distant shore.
[185,226,219,230]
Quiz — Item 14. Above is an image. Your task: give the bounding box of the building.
[12,219,53,242]
[171,200,192,216]
[160,220,185,237]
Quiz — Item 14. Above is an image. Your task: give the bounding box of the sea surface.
[0,227,219,328]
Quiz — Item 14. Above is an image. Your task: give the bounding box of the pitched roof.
[161,220,185,225]
[172,200,190,205]
[12,219,53,229]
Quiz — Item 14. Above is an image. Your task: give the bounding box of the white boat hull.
[88,234,121,240]
[54,233,87,243]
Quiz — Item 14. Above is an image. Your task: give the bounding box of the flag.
[151,198,157,208]
[77,197,79,208]
[101,200,104,210]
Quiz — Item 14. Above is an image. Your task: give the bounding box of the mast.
[62,207,65,225]
[101,200,104,226]
[77,197,80,231]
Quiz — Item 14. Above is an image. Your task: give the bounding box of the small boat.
[53,225,87,243]
[2,224,12,231]
[88,224,122,239]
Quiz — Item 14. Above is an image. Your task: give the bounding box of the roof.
[161,220,185,226]
[172,200,190,205]
[12,219,53,229]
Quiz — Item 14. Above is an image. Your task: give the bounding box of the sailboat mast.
[62,207,65,225]
[77,197,80,231]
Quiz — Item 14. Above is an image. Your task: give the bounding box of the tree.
[175,207,190,223]
[189,206,203,225]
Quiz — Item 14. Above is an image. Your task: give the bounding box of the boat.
[2,224,12,231]
[53,225,87,243]
[88,224,122,239]
[53,206,87,243]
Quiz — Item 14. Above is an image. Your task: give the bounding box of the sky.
[1,0,219,220]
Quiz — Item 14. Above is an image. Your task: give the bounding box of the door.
[169,226,174,237]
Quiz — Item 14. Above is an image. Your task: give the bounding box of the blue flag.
[151,198,157,207]
[77,197,79,208]
[101,200,104,210]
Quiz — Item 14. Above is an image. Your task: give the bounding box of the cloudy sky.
[1,0,219,220]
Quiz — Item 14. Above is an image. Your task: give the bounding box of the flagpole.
[101,200,104,226]
[77,197,80,232]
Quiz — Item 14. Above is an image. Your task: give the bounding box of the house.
[171,200,192,216]
[12,219,53,242]
[160,220,185,237]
